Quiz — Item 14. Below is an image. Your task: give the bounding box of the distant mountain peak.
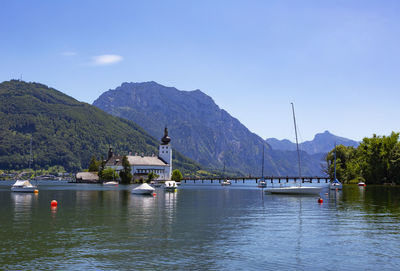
[266,131,359,155]
[93,82,324,175]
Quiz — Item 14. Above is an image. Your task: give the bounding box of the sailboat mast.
[261,145,265,178]
[28,136,32,171]
[333,143,337,180]
[291,103,302,180]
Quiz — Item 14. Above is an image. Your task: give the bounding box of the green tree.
[119,155,132,184]
[326,132,400,184]
[101,168,118,181]
[98,156,105,179]
[171,169,183,182]
[88,155,99,172]
[146,172,159,183]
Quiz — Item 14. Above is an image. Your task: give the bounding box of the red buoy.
[153,193,157,197]
[50,200,58,207]
[318,197,323,204]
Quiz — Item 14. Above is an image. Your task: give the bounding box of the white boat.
[221,179,232,186]
[329,143,343,190]
[11,180,37,193]
[103,181,118,185]
[164,180,178,191]
[258,179,267,188]
[265,103,322,196]
[11,137,38,193]
[358,181,366,187]
[265,186,322,195]
[329,179,343,190]
[258,146,267,188]
[131,183,155,195]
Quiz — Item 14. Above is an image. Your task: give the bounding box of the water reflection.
[11,193,37,227]
[2,185,400,270]
[12,193,36,211]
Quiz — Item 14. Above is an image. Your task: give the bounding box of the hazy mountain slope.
[0,80,200,173]
[93,81,323,175]
[266,131,359,154]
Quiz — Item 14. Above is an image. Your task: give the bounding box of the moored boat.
[11,180,37,193]
[265,103,322,196]
[358,182,366,187]
[329,179,343,190]
[164,180,178,191]
[103,181,118,186]
[131,183,155,195]
[329,144,343,190]
[221,179,232,186]
[11,137,38,193]
[258,145,267,188]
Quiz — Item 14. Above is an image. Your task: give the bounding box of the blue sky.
[1,0,399,142]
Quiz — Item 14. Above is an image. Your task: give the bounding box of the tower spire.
[161,126,171,145]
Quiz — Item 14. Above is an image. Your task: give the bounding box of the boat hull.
[258,182,267,188]
[265,186,322,195]
[11,187,37,193]
[103,181,118,186]
[329,183,343,190]
[164,181,178,191]
[131,189,154,195]
[131,183,155,195]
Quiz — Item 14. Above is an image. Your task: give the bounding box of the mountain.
[0,80,200,173]
[266,130,359,154]
[93,81,325,176]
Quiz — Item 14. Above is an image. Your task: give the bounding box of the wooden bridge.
[181,176,331,184]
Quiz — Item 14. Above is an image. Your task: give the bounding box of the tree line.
[326,132,400,184]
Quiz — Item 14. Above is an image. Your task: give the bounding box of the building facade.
[105,127,172,181]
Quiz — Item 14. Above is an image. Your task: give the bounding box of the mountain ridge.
[0,80,200,174]
[93,81,325,176]
[266,130,359,154]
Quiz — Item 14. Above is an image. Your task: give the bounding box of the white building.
[105,127,172,181]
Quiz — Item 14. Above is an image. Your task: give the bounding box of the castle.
[105,127,172,180]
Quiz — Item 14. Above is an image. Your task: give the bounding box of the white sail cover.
[12,180,34,187]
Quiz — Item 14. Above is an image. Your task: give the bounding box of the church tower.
[159,127,172,180]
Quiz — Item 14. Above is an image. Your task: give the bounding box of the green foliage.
[146,172,159,183]
[100,168,118,181]
[119,155,132,184]
[326,132,400,184]
[171,169,183,182]
[0,80,201,174]
[88,155,100,172]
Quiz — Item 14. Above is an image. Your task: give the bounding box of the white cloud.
[92,54,123,66]
[62,51,77,56]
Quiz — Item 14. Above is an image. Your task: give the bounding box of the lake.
[1,182,400,270]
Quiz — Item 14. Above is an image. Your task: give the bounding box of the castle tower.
[108,146,114,160]
[159,127,172,180]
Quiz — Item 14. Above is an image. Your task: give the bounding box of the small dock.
[182,176,331,184]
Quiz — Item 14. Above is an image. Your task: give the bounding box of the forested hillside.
[0,80,200,174]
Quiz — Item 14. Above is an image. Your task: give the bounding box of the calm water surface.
[1,182,400,270]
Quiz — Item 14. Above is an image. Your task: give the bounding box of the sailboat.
[221,163,232,186]
[258,145,266,188]
[265,103,322,195]
[329,143,343,190]
[11,137,38,193]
